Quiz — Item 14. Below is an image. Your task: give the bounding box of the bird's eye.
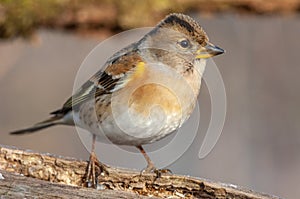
[178,39,190,48]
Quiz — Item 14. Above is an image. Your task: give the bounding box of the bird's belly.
[98,110,182,145]
[73,108,184,146]
[74,83,197,146]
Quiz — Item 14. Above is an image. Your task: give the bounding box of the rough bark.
[0,145,280,199]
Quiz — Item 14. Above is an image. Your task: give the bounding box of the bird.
[10,13,224,187]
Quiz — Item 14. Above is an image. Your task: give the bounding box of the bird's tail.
[10,115,63,135]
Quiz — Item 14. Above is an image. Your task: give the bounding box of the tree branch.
[0,145,280,199]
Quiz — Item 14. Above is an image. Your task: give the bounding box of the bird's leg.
[137,145,172,178]
[85,134,108,188]
[137,145,156,172]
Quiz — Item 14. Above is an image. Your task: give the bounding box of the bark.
[0,145,280,199]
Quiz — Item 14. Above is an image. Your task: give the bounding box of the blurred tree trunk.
[0,145,280,199]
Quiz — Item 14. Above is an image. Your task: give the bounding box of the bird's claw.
[141,164,172,179]
[85,151,109,188]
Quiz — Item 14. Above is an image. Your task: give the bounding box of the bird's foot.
[141,163,172,179]
[85,151,109,188]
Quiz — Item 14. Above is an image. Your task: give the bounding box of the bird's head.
[139,13,224,71]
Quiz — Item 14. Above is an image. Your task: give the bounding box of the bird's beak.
[196,43,224,59]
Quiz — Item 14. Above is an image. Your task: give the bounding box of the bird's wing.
[51,50,145,115]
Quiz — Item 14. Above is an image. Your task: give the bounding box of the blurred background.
[1,0,300,198]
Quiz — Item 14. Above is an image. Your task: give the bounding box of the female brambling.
[10,13,224,187]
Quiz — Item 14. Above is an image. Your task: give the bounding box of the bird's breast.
[75,61,204,145]
[128,83,182,118]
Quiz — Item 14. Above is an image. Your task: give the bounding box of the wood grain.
[0,145,280,199]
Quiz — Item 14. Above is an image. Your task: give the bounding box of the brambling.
[10,13,224,187]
